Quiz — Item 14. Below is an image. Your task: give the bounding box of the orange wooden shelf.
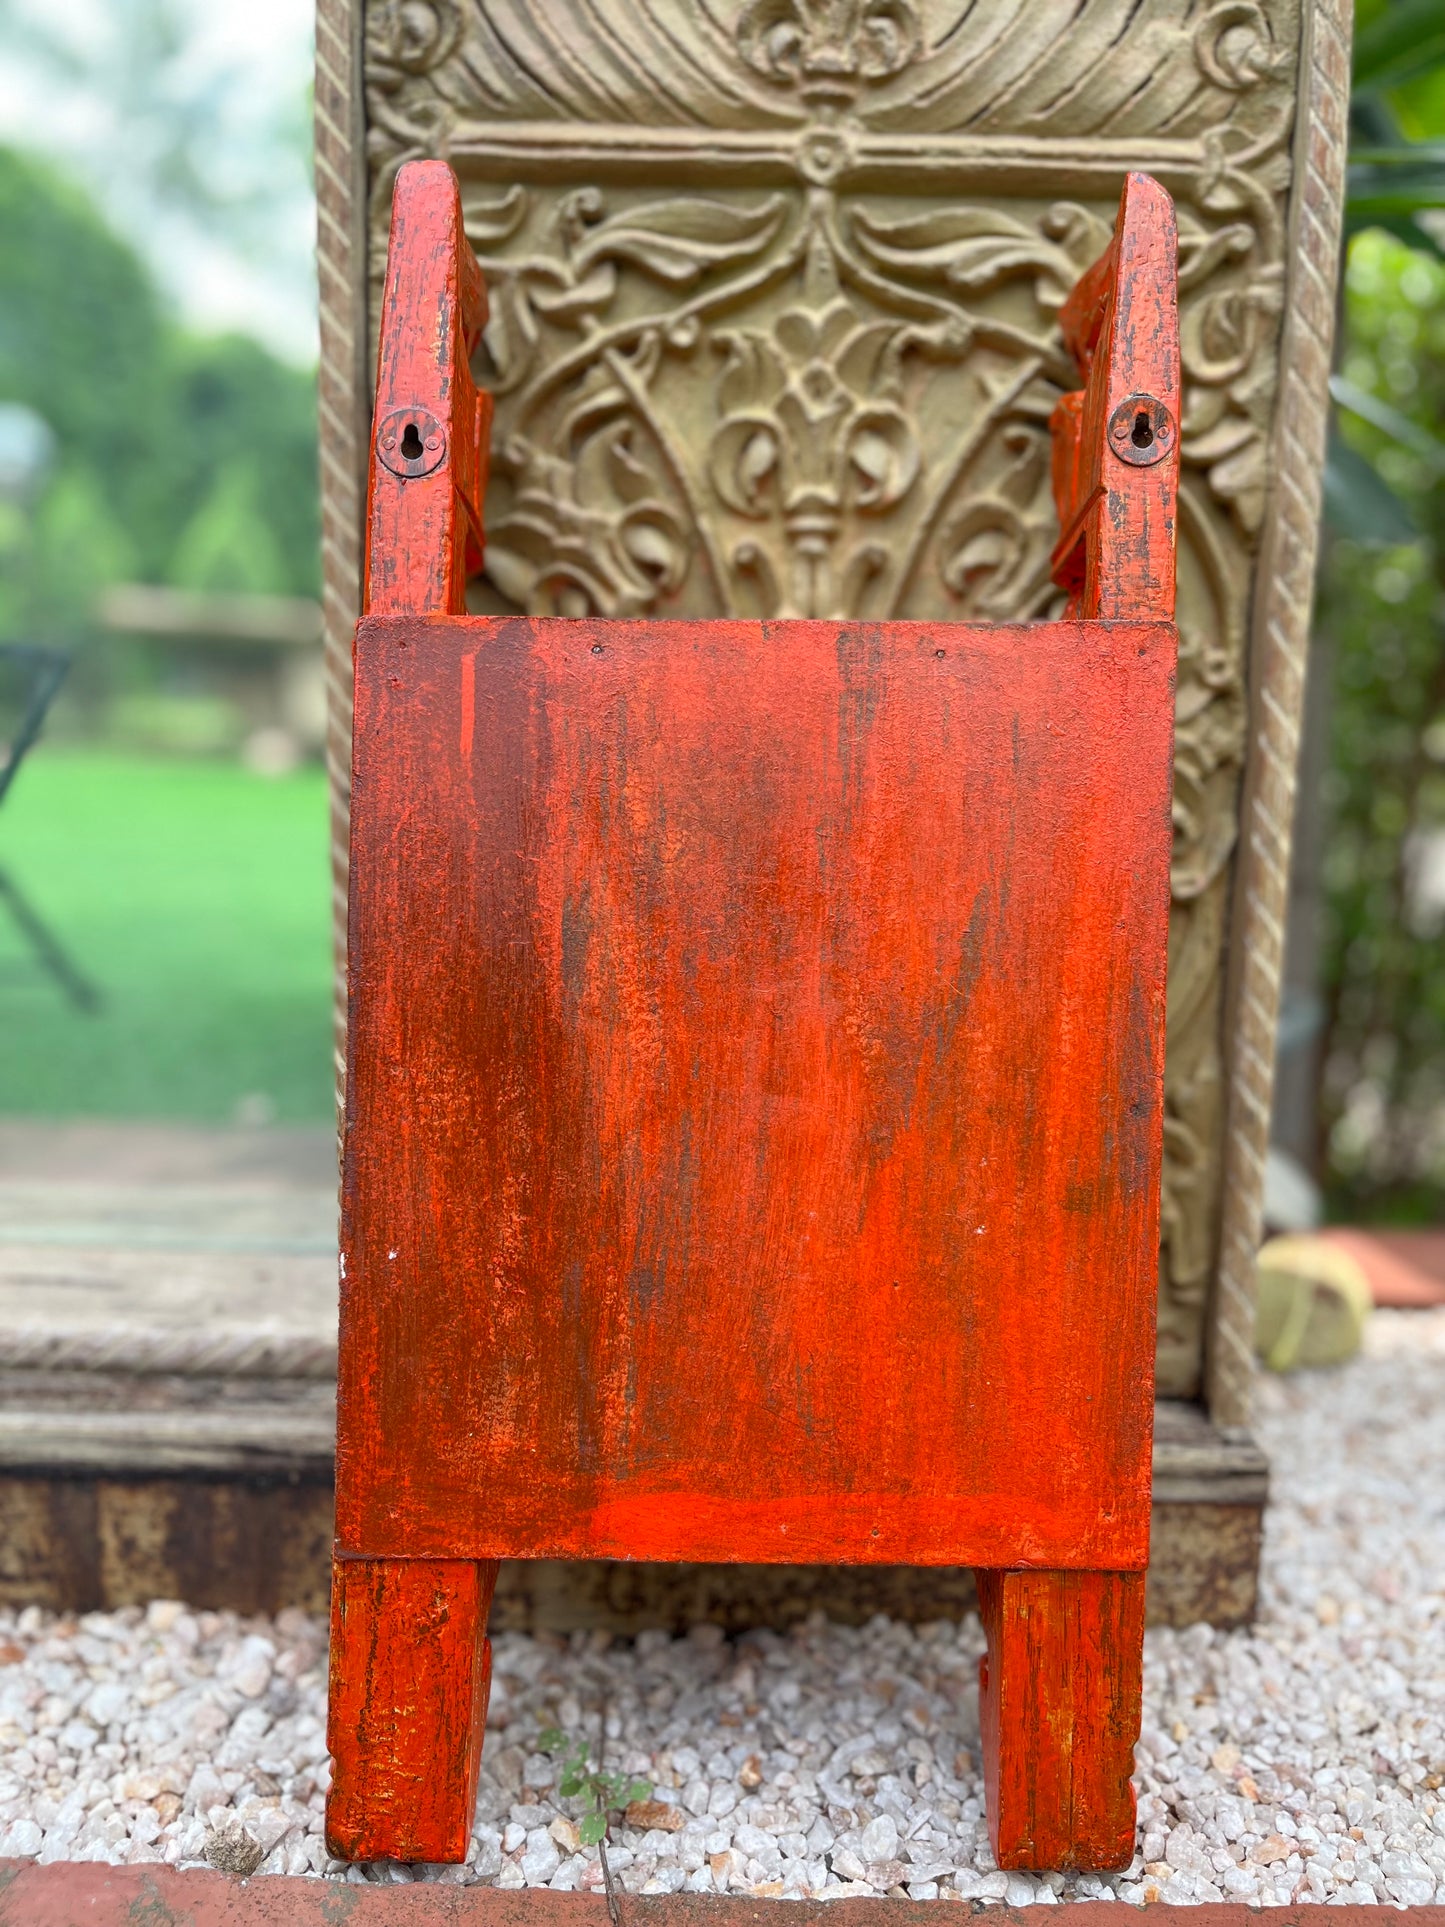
[328,160,1181,1874]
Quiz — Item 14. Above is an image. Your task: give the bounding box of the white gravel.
[2,1308,1445,1903]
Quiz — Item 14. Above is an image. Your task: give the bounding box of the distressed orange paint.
[328,163,1181,1874]
[978,1569,1149,1871]
[1051,173,1179,623]
[362,161,491,620]
[327,1556,497,1863]
[339,610,1172,1572]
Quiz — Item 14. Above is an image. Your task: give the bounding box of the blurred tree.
[0,143,318,635]
[31,468,137,624]
[0,0,239,230]
[1347,0,1445,265]
[1306,0,1445,1219]
[0,146,166,589]
[1315,240,1445,1219]
[0,0,316,357]
[163,334,319,599]
[169,466,288,599]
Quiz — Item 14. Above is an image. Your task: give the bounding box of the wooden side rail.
[328,160,1180,1879]
[362,160,491,618]
[1050,172,1180,621]
[334,159,500,1868]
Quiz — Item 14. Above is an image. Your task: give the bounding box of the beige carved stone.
[317,0,1350,1415]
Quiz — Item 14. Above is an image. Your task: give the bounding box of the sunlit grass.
[0,750,332,1123]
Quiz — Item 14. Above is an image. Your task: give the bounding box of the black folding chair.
[0,643,99,1011]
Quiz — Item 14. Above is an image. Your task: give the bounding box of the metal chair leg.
[0,867,100,1012]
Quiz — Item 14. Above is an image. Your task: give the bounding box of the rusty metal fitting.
[376,406,447,478]
[1106,393,1175,467]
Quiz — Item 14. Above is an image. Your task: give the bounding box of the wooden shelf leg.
[326,1555,499,1863]
[976,1568,1145,1872]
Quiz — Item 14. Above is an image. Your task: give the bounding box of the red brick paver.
[3,1864,1443,1927]
[1324,1230,1445,1308]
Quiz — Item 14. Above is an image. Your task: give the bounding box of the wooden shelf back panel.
[337,612,1174,1570]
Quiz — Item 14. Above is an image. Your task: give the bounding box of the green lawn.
[0,751,333,1123]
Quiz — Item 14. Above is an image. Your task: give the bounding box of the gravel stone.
[859,1813,899,1861]
[204,1820,265,1876]
[519,1826,560,1883]
[1,1310,1444,1898]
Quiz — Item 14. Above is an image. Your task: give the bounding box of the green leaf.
[1322,430,1417,543]
[1345,120,1445,249]
[559,1773,585,1797]
[539,1727,566,1753]
[1349,142,1445,171]
[1348,153,1445,216]
[1343,205,1445,264]
[1351,92,1404,148]
[628,1780,653,1803]
[579,1813,607,1847]
[1354,0,1445,93]
[1330,375,1445,473]
[1347,181,1445,216]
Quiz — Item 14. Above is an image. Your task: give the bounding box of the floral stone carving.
[363,0,1308,1398]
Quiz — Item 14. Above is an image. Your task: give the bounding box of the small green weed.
[540,1723,651,1923]
[539,1724,651,1847]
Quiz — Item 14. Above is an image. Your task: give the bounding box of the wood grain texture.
[363,161,490,619]
[326,1555,498,1863]
[314,0,368,1128]
[0,1472,333,1614]
[1209,0,1354,1429]
[330,160,1182,1870]
[325,10,1345,1424]
[978,1568,1148,1870]
[0,1410,1263,1627]
[1052,173,1180,622]
[338,613,1174,1569]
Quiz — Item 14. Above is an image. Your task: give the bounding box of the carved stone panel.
[361,0,1311,1398]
